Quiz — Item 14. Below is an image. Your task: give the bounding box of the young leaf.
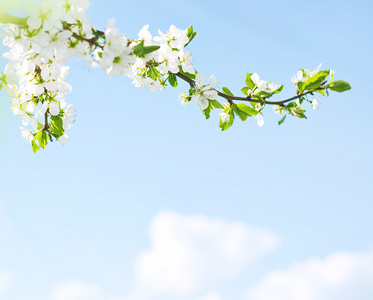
[233,105,247,121]
[168,74,178,87]
[142,45,160,55]
[31,138,41,153]
[148,68,158,81]
[236,103,258,116]
[133,40,145,56]
[178,66,196,79]
[185,32,197,47]
[277,114,287,125]
[202,102,213,119]
[113,56,121,64]
[51,116,64,136]
[34,131,48,150]
[36,120,44,131]
[210,100,224,109]
[241,87,249,95]
[222,87,234,97]
[187,25,193,37]
[326,80,351,92]
[245,73,255,90]
[291,106,307,119]
[304,70,330,91]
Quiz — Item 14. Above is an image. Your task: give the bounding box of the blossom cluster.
[0,0,203,151]
[0,0,351,152]
[0,0,95,150]
[129,24,196,92]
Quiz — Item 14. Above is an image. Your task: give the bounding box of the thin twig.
[175,72,325,106]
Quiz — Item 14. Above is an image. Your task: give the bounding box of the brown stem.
[43,109,49,131]
[175,72,325,106]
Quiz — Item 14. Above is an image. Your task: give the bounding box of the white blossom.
[256,113,264,127]
[251,73,279,93]
[291,70,303,84]
[192,74,218,110]
[311,98,320,109]
[220,112,230,123]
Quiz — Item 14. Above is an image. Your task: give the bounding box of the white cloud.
[0,270,15,297]
[135,211,280,295]
[245,250,373,300]
[50,281,104,300]
[193,291,224,300]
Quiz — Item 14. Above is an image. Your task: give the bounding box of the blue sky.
[0,0,372,299]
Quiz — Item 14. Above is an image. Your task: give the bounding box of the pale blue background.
[0,0,372,299]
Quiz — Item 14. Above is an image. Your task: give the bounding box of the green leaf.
[277,114,287,125]
[291,106,307,119]
[134,41,159,57]
[31,139,40,153]
[51,116,64,136]
[260,84,284,99]
[222,87,234,97]
[34,131,48,150]
[314,89,326,96]
[202,101,213,119]
[241,87,249,95]
[187,25,193,37]
[143,45,161,55]
[326,80,351,92]
[185,32,197,47]
[233,105,247,121]
[245,73,255,90]
[210,100,224,109]
[178,66,196,79]
[148,67,158,81]
[329,70,334,84]
[113,56,121,64]
[134,41,145,56]
[304,70,330,91]
[168,74,178,87]
[36,120,44,131]
[297,81,305,92]
[235,103,258,116]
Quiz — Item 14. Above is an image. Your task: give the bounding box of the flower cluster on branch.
[0,0,351,152]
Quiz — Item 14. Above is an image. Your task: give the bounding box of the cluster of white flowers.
[129,24,196,92]
[291,64,322,85]
[0,0,341,151]
[0,0,204,150]
[0,0,95,148]
[192,74,218,110]
[251,73,279,93]
[92,18,135,78]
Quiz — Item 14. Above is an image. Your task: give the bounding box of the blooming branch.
[0,0,351,152]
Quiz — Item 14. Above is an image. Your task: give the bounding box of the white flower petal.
[58,134,69,144]
[251,73,260,85]
[256,114,264,127]
[195,74,205,87]
[49,101,60,116]
[296,70,303,81]
[198,97,209,110]
[258,80,267,91]
[209,75,216,86]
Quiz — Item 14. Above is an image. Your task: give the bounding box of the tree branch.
[1,13,325,109]
[175,72,325,106]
